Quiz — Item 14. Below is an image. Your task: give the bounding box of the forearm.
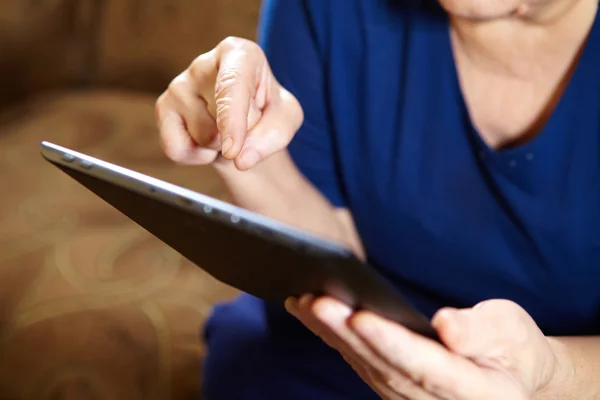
[213,150,364,258]
[538,336,600,400]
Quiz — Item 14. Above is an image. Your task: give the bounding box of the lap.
[202,294,378,400]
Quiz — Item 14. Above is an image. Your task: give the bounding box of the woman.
[155,0,600,398]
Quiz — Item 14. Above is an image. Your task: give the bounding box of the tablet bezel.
[40,141,352,256]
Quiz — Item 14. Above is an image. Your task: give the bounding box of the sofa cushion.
[94,0,261,92]
[0,90,238,399]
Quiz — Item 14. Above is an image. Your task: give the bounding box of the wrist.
[534,337,575,400]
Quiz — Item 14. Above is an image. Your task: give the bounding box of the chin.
[437,0,523,19]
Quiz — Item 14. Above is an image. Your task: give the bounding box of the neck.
[450,0,598,78]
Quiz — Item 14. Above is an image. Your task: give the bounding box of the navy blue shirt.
[202,1,600,398]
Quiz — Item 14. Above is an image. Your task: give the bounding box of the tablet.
[40,141,438,340]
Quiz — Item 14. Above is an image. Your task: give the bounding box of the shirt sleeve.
[257,0,347,208]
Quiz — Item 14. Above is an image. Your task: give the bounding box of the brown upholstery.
[0,1,259,398]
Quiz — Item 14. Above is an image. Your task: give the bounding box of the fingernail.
[221,137,234,157]
[240,148,260,168]
[323,302,352,319]
[284,297,299,317]
[314,300,352,328]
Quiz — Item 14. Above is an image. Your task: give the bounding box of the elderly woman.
[155,0,600,398]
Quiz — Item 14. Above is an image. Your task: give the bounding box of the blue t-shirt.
[202,1,600,398]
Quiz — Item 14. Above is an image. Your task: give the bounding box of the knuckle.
[477,299,531,344]
[218,37,264,73]
[367,368,391,387]
[264,127,292,153]
[155,93,166,117]
[499,299,523,313]
[481,299,524,321]
[371,370,413,394]
[279,88,304,131]
[188,52,214,82]
[477,298,516,312]
[419,374,450,397]
[167,74,188,98]
[386,376,411,393]
[155,93,164,109]
[220,36,242,49]
[290,96,304,130]
[219,36,254,52]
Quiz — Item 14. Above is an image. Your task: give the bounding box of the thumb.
[234,88,303,170]
[433,302,508,358]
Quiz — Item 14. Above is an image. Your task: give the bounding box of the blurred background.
[0,0,260,398]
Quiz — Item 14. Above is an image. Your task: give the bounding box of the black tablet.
[40,141,438,340]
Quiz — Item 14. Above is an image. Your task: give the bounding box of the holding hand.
[286,296,566,400]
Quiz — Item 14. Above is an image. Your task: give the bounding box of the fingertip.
[158,111,219,165]
[162,136,194,164]
[432,308,466,349]
[290,294,312,319]
[284,297,300,317]
[219,136,234,158]
[432,307,456,329]
[234,147,261,170]
[311,297,352,326]
[159,112,192,162]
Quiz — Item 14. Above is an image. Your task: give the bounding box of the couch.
[0,1,260,398]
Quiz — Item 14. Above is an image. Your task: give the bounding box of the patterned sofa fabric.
[0,0,260,398]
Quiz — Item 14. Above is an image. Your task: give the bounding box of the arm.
[538,336,600,400]
[214,0,364,257]
[216,152,364,258]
